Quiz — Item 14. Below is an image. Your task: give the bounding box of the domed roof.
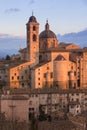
[40,30,56,38]
[39,21,56,38]
[28,15,37,23]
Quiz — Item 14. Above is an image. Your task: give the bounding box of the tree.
[5,55,10,60]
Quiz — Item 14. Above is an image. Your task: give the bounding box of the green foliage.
[5,55,10,60]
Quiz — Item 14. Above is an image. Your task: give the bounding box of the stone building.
[1,94,29,122]
[1,88,87,122]
[9,15,87,89]
[0,60,10,88]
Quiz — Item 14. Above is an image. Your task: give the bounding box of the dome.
[39,20,56,38]
[28,16,37,23]
[39,30,56,38]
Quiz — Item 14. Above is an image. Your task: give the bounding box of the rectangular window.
[38,83,40,85]
[35,94,38,97]
[17,76,19,80]
[44,73,47,78]
[50,72,53,78]
[47,67,49,70]
[14,73,16,76]
[68,72,70,76]
[21,76,24,79]
[74,71,76,76]
[12,76,14,80]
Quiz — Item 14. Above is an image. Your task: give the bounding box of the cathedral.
[10,15,87,89]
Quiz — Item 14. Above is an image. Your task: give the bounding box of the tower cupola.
[45,20,50,30]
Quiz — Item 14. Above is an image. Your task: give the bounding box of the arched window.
[33,26,36,31]
[33,34,37,41]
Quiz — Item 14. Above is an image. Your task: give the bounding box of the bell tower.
[26,14,39,65]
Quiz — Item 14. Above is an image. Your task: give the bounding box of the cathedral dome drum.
[39,20,58,50]
[39,29,56,39]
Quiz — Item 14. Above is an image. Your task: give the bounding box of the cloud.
[5,8,20,13]
[29,0,35,4]
[0,33,11,38]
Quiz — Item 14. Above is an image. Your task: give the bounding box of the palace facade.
[9,15,87,89]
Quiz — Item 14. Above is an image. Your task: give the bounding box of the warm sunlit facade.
[10,15,87,89]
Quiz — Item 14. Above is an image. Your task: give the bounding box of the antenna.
[32,10,34,16]
[46,18,48,23]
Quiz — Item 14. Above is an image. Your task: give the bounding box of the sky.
[0,0,87,56]
[0,0,87,37]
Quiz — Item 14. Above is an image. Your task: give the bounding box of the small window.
[21,76,24,79]
[39,55,42,61]
[12,76,14,80]
[33,34,37,41]
[33,26,36,31]
[14,73,16,76]
[50,72,53,78]
[35,94,38,97]
[76,93,79,96]
[47,67,49,70]
[77,105,79,108]
[44,73,47,78]
[71,66,73,70]
[78,60,80,63]
[71,98,74,101]
[68,72,70,76]
[77,110,79,113]
[17,76,19,80]
[74,71,76,76]
[22,83,24,87]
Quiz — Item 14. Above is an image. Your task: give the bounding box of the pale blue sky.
[0,0,87,37]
